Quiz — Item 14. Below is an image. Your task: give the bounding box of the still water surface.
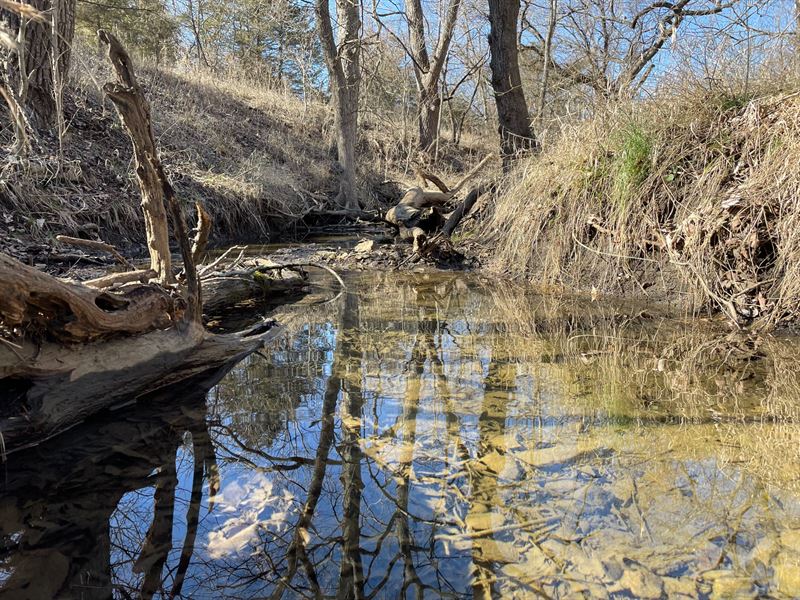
[1,271,800,598]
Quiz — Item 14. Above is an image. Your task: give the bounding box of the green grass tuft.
[610,125,652,209]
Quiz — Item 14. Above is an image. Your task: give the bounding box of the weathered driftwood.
[0,321,280,453]
[441,183,492,237]
[0,32,300,451]
[202,261,308,314]
[99,29,173,285]
[385,156,495,251]
[414,167,450,193]
[83,268,156,289]
[191,201,212,266]
[0,253,175,343]
[56,235,134,270]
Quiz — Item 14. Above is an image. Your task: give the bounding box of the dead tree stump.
[99,30,174,286]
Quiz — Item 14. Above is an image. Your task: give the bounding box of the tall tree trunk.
[316,0,361,210]
[405,0,461,154]
[187,0,210,68]
[487,0,536,169]
[417,87,440,152]
[796,0,800,55]
[16,0,76,130]
[537,0,557,125]
[333,76,358,209]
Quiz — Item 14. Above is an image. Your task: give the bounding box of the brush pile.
[485,90,800,329]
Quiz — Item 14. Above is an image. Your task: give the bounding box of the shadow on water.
[1,270,800,598]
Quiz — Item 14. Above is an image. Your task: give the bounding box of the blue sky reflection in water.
[1,271,799,598]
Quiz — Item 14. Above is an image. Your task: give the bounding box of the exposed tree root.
[0,253,176,343]
[385,155,495,256]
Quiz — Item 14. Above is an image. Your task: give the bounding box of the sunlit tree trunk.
[315,0,361,210]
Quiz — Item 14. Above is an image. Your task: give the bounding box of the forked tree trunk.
[405,0,461,154]
[316,0,360,210]
[487,0,537,169]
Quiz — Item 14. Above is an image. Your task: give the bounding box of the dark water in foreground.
[1,271,800,599]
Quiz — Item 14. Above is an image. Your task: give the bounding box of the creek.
[1,269,799,598]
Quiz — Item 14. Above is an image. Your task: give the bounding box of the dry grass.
[483,82,800,329]
[0,42,493,252]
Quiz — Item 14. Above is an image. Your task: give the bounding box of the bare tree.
[409,0,462,152]
[316,0,361,209]
[184,0,211,67]
[521,0,736,99]
[487,0,537,167]
[536,0,557,122]
[373,0,463,153]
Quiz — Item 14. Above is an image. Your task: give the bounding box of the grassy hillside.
[483,85,800,329]
[0,45,491,261]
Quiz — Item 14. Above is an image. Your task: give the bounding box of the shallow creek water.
[1,270,800,599]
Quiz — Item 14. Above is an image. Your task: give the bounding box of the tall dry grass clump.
[484,84,800,329]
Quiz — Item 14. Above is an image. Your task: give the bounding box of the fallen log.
[202,261,308,315]
[0,322,280,451]
[441,183,492,237]
[0,32,305,451]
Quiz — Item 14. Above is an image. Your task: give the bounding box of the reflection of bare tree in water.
[249,276,472,598]
[395,333,426,599]
[170,418,219,599]
[266,291,362,599]
[336,291,366,600]
[0,382,219,599]
[239,289,366,599]
[268,341,341,600]
[5,273,800,599]
[359,279,477,599]
[468,343,513,600]
[136,445,177,599]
